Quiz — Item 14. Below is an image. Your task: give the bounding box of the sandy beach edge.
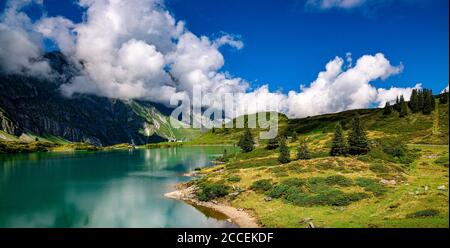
[164,184,260,228]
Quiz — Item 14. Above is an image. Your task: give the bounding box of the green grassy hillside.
[186,101,449,228]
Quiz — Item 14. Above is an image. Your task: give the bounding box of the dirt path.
[165,185,260,228]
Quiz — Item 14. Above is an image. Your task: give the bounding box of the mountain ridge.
[0,52,189,146]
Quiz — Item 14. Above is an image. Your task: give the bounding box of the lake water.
[0,147,237,228]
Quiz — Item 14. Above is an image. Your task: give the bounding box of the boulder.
[437,185,446,191]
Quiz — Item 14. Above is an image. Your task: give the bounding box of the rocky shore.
[165,183,260,228]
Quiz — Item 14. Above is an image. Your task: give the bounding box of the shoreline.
[164,183,260,228]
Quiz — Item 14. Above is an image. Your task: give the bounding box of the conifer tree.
[422,90,433,115]
[440,89,449,104]
[399,100,408,118]
[347,115,369,155]
[330,122,347,156]
[394,96,401,112]
[297,139,310,160]
[430,90,436,111]
[383,102,392,115]
[409,89,420,113]
[278,137,291,164]
[266,137,279,150]
[418,89,424,111]
[238,128,255,153]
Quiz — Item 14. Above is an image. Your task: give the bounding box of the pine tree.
[266,137,279,150]
[297,139,310,160]
[238,128,255,153]
[347,115,369,155]
[422,90,432,115]
[440,89,449,104]
[278,137,291,164]
[383,102,392,115]
[418,89,424,111]
[430,89,436,111]
[399,100,408,118]
[409,89,420,113]
[330,122,347,156]
[394,96,401,112]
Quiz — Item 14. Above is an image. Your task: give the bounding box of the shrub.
[356,178,387,196]
[266,184,290,199]
[306,177,329,193]
[435,154,449,167]
[283,188,368,207]
[238,128,255,153]
[196,183,230,201]
[325,175,353,187]
[250,179,272,192]
[297,139,310,160]
[406,209,439,218]
[283,187,310,206]
[369,163,390,174]
[281,178,306,187]
[266,138,279,150]
[278,138,291,164]
[227,175,241,182]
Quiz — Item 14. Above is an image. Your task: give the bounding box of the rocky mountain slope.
[0,52,189,146]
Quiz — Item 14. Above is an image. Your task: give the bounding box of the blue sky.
[1,0,448,94]
[167,0,449,93]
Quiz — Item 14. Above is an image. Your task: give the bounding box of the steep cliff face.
[0,52,185,146]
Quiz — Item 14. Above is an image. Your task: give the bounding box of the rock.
[230,192,240,197]
[380,179,396,185]
[264,196,273,202]
[437,185,446,191]
[308,222,315,228]
[211,200,218,204]
[424,186,429,191]
[237,208,244,211]
[299,217,313,224]
[226,219,232,223]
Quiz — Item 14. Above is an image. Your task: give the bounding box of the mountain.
[0,52,193,146]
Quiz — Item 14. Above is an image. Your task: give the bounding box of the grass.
[192,142,448,227]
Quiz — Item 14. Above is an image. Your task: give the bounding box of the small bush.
[435,154,449,167]
[306,177,329,193]
[283,188,368,207]
[266,184,290,199]
[281,178,306,187]
[369,163,390,174]
[227,175,241,182]
[406,209,440,218]
[356,178,387,196]
[250,179,272,192]
[325,175,353,187]
[196,183,230,201]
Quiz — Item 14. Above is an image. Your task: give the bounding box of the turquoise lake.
[0,147,237,227]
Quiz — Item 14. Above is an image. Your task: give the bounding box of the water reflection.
[0,147,236,227]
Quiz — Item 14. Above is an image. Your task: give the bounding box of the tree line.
[384,88,448,117]
[238,115,369,163]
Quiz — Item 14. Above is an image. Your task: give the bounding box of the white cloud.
[376,84,422,107]
[36,17,76,55]
[306,0,367,10]
[282,53,403,117]
[441,85,449,94]
[0,0,51,76]
[1,0,421,119]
